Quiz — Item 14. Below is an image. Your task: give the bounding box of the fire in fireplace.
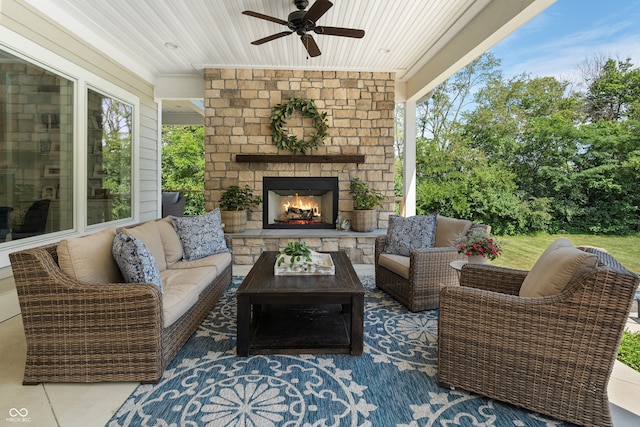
[263,177,338,229]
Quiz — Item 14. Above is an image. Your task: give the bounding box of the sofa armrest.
[10,244,165,382]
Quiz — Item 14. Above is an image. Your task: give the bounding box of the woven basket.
[220,210,247,233]
[351,209,377,232]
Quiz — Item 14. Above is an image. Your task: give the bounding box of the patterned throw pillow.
[112,229,163,292]
[171,208,229,261]
[383,214,437,257]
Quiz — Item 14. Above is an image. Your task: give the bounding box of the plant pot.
[467,255,488,264]
[351,209,377,232]
[220,210,247,233]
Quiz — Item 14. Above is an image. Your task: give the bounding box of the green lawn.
[489,233,640,373]
[491,233,640,272]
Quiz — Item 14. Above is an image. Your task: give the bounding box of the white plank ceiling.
[22,0,553,107]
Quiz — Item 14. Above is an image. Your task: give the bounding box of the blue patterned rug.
[108,276,573,426]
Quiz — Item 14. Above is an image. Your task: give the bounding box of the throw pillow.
[171,208,229,261]
[519,238,597,298]
[112,229,163,292]
[434,215,473,247]
[383,214,437,257]
[121,220,167,271]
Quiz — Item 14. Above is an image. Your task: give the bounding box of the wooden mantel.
[235,154,365,164]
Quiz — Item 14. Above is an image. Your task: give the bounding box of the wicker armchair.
[375,216,490,311]
[438,246,639,427]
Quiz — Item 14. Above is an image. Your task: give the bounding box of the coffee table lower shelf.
[249,304,352,355]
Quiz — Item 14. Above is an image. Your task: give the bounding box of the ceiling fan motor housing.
[288,10,315,34]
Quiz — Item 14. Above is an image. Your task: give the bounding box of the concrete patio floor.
[1,265,639,426]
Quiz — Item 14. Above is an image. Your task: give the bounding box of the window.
[87,89,132,225]
[0,50,74,242]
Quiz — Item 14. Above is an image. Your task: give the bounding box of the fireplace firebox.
[263,177,338,229]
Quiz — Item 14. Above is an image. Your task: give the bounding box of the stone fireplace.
[203,68,396,263]
[263,176,338,229]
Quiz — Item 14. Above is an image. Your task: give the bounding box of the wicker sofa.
[375,215,490,311]
[438,240,639,427]
[9,215,232,384]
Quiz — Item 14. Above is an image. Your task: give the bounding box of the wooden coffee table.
[237,251,364,356]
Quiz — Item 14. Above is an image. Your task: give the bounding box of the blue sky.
[489,0,640,83]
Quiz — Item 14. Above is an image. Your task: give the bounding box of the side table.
[449,260,467,281]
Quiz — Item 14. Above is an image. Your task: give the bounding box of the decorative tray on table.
[274,251,335,276]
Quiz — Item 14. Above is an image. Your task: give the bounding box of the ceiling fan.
[242,0,365,58]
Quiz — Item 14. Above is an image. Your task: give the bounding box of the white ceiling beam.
[401,0,555,102]
[155,75,204,100]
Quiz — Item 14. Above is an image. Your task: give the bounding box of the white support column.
[403,100,417,217]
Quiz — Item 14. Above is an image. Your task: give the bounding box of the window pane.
[87,89,132,225]
[1,49,74,243]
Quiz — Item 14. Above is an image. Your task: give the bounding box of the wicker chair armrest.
[458,264,528,295]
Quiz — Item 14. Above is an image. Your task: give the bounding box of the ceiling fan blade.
[300,34,321,57]
[314,26,365,38]
[251,31,293,45]
[242,10,289,26]
[303,0,333,23]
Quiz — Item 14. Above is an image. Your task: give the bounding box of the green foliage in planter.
[219,185,262,211]
[277,241,313,268]
[349,177,386,210]
[270,97,329,155]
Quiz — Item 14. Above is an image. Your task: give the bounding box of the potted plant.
[455,228,503,263]
[219,185,262,233]
[276,241,313,269]
[349,177,386,232]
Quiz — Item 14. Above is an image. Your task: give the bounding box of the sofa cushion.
[121,221,167,271]
[378,253,410,279]
[112,229,163,292]
[435,215,472,247]
[161,265,220,295]
[384,214,436,256]
[157,217,184,265]
[58,227,124,284]
[171,208,229,261]
[167,251,232,274]
[162,283,199,328]
[519,238,598,298]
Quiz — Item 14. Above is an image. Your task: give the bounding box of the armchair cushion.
[519,238,598,297]
[378,253,410,279]
[435,215,472,247]
[383,214,436,256]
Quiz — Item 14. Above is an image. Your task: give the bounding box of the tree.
[584,58,640,122]
[161,126,205,215]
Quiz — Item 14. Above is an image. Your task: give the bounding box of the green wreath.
[270,97,329,155]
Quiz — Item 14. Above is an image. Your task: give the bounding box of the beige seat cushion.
[58,227,124,284]
[435,215,472,247]
[121,221,167,271]
[519,238,598,298]
[162,284,199,328]
[168,252,232,273]
[160,265,220,295]
[378,253,410,279]
[157,217,184,265]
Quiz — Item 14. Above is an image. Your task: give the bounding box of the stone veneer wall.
[203,69,395,263]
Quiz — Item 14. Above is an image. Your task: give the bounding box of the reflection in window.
[0,49,74,243]
[87,89,132,225]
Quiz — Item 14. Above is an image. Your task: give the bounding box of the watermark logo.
[6,408,31,423]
